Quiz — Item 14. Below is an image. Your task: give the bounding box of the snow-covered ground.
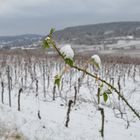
[0,94,140,140]
[0,55,140,140]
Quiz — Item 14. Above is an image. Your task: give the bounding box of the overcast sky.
[0,0,140,36]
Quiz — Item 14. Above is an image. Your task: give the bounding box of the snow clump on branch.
[60,44,74,60]
[91,54,101,69]
[45,36,50,41]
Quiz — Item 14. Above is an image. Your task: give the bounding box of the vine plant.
[43,28,140,137]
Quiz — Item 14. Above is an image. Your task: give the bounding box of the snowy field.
[0,53,140,140]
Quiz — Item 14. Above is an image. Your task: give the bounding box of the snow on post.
[60,44,74,60]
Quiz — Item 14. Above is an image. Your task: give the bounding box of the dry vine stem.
[45,32,140,120]
[65,100,73,127]
[98,107,105,137]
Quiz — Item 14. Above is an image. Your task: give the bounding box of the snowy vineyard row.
[0,53,140,114]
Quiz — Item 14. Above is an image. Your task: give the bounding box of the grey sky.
[0,0,140,35]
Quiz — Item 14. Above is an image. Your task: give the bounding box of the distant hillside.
[53,21,140,45]
[0,34,42,42]
[0,34,43,49]
[1,22,140,50]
